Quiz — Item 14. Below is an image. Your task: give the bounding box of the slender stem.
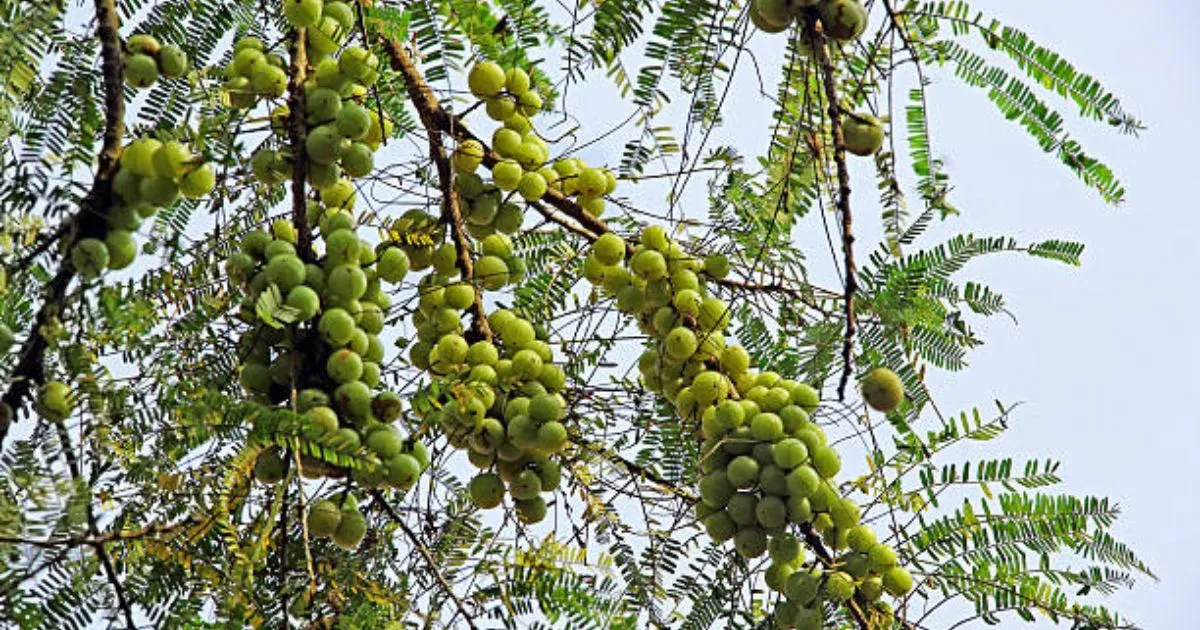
[371,490,481,630]
[287,28,311,260]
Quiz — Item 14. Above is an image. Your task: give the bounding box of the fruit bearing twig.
[379,37,492,342]
[0,0,125,448]
[807,20,860,403]
[374,37,843,325]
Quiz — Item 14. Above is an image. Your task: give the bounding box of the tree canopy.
[0,0,1152,628]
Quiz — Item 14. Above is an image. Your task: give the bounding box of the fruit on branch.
[860,366,903,412]
[841,113,885,157]
[158,45,189,78]
[816,0,868,41]
[283,0,323,28]
[254,448,287,484]
[468,61,507,98]
[125,54,159,88]
[37,381,74,422]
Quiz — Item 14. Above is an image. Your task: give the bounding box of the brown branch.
[0,0,125,448]
[808,21,860,402]
[287,28,312,261]
[370,490,481,630]
[380,37,492,342]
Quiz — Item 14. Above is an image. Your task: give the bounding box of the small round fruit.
[516,496,547,524]
[333,509,367,549]
[726,455,759,489]
[733,527,767,558]
[179,164,215,198]
[283,0,323,28]
[817,0,868,40]
[105,230,137,270]
[326,348,364,383]
[159,45,189,78]
[810,445,842,478]
[475,255,509,290]
[71,238,110,279]
[254,449,286,484]
[882,566,914,596]
[467,61,506,97]
[125,54,159,88]
[306,500,342,537]
[319,308,356,345]
[861,367,904,412]
[452,140,485,174]
[38,381,73,422]
[824,571,855,602]
[470,473,505,508]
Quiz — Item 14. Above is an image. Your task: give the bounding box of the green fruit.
[105,230,137,270]
[326,264,367,302]
[750,412,784,441]
[326,348,364,383]
[726,455,759,489]
[127,34,161,56]
[153,141,191,178]
[159,45,189,78]
[861,367,904,412]
[333,509,367,549]
[766,562,796,593]
[125,54,159,88]
[882,566,913,596]
[335,381,372,418]
[180,164,215,198]
[71,238,110,279]
[323,2,354,29]
[266,254,306,291]
[810,445,841,478]
[516,496,547,524]
[320,178,356,209]
[319,308,356,345]
[139,175,179,207]
[452,140,485,174]
[703,511,738,543]
[0,324,14,354]
[491,159,523,191]
[769,533,804,566]
[37,381,73,421]
[772,438,808,469]
[824,571,855,602]
[843,113,885,156]
[283,0,322,27]
[470,473,505,508]
[467,61,506,97]
[664,327,697,361]
[306,500,342,537]
[475,255,509,290]
[727,493,758,526]
[756,495,787,528]
[785,465,820,498]
[867,543,899,571]
[817,0,868,40]
[699,471,734,508]
[734,527,767,558]
[377,247,410,283]
[592,233,626,266]
[860,576,884,602]
[847,525,876,553]
[251,64,288,97]
[784,569,821,605]
[517,171,547,201]
[254,449,287,484]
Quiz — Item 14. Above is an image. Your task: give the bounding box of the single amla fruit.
[306,499,342,537]
[71,238,110,279]
[333,508,367,549]
[861,366,904,412]
[817,0,868,40]
[38,381,74,422]
[842,112,885,156]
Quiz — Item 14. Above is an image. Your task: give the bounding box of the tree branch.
[287,28,312,262]
[808,21,860,402]
[370,490,481,630]
[0,0,126,448]
[380,37,492,342]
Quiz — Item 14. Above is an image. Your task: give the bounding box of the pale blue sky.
[559,0,1198,626]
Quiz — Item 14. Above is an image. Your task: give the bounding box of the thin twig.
[371,490,481,630]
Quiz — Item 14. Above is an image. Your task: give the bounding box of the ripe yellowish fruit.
[861,366,904,411]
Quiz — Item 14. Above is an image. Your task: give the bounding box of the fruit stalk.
[380,38,492,342]
[0,0,126,446]
[807,18,860,402]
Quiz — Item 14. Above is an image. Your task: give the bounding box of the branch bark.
[807,22,860,402]
[0,0,126,447]
[287,28,312,262]
[380,38,492,342]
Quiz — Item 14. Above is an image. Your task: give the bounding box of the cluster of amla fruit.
[228,208,429,508]
[581,227,912,628]
[749,0,867,39]
[123,33,189,88]
[248,44,386,206]
[281,0,361,62]
[304,493,369,550]
[452,61,617,219]
[74,136,215,279]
